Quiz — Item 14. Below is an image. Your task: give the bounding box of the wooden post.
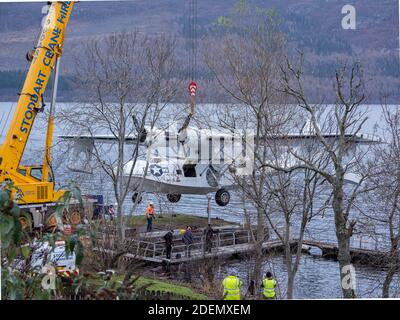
[207,195,212,225]
[136,240,140,256]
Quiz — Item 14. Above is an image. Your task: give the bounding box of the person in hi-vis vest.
[222,275,243,300]
[261,271,277,299]
[146,202,155,232]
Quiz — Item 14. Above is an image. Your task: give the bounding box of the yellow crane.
[0,2,78,227]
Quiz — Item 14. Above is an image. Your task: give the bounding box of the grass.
[133,277,208,300]
[126,213,237,231]
[89,274,208,300]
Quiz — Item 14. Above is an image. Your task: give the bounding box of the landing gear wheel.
[70,211,82,225]
[167,194,181,203]
[215,189,230,206]
[132,192,142,204]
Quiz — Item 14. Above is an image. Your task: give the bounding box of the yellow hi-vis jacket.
[262,278,276,299]
[222,275,243,300]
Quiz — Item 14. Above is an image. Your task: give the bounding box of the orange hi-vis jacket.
[146,206,155,219]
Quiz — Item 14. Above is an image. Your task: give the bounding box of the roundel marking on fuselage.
[149,164,163,177]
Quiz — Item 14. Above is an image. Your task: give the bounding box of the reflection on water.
[217,254,399,299]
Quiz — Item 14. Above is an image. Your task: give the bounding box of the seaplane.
[60,121,254,206]
[58,81,382,206]
[59,119,383,207]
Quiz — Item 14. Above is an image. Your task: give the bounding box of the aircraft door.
[206,165,219,187]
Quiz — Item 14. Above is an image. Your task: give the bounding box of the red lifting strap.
[188,81,197,96]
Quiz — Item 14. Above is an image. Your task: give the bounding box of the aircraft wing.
[58,133,146,173]
[261,133,383,145]
[260,119,383,145]
[58,134,141,145]
[58,126,172,146]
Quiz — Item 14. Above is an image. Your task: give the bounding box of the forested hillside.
[0,0,398,102]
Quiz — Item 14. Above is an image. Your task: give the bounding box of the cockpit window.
[183,164,196,177]
[152,157,162,163]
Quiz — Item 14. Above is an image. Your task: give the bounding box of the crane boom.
[0,2,74,205]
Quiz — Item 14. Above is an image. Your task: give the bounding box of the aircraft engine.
[132,192,143,204]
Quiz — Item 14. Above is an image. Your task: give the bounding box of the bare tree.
[261,129,331,299]
[363,104,400,297]
[279,58,373,298]
[60,32,180,240]
[203,5,289,291]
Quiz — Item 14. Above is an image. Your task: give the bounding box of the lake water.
[1,101,399,298]
[216,254,399,299]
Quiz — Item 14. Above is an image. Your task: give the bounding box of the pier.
[97,226,396,268]
[301,240,396,268]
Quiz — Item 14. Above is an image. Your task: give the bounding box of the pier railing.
[122,229,253,261]
[97,226,393,267]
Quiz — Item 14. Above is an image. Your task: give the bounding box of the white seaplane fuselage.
[123,158,234,195]
[121,126,250,195]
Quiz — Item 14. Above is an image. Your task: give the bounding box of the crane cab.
[17,165,53,183]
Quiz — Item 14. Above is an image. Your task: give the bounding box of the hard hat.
[148,201,154,205]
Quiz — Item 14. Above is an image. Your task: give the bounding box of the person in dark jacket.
[182,226,194,257]
[204,224,218,253]
[163,230,174,259]
[108,205,115,221]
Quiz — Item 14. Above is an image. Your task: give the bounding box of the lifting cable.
[188,0,198,82]
[1,6,44,140]
[179,0,198,135]
[0,105,12,138]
